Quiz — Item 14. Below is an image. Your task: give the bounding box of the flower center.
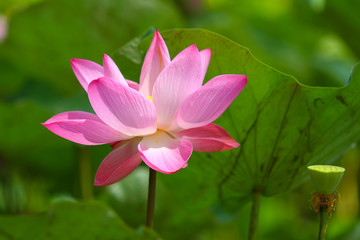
[147,96,153,101]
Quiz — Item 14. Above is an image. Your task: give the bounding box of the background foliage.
[0,0,359,239]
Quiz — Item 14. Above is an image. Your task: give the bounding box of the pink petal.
[138,131,193,174]
[177,74,248,129]
[200,49,212,82]
[126,80,140,91]
[42,111,130,145]
[110,140,126,149]
[103,54,128,85]
[88,77,157,136]
[173,123,239,152]
[152,45,202,130]
[70,59,104,91]
[139,30,171,97]
[94,139,142,186]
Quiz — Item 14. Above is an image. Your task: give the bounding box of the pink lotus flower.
[42,30,247,186]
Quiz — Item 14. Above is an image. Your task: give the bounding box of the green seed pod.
[307,165,345,194]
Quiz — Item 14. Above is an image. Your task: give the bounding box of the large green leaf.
[114,29,360,211]
[0,200,158,239]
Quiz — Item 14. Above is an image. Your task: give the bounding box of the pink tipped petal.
[139,30,171,96]
[152,45,203,130]
[177,75,248,129]
[173,123,239,152]
[103,54,127,85]
[71,59,104,91]
[138,131,193,174]
[200,49,212,82]
[126,80,140,91]
[88,77,157,136]
[94,139,142,186]
[42,111,130,145]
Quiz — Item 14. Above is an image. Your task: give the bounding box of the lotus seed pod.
[307,165,345,194]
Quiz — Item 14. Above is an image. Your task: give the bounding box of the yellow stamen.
[147,96,153,101]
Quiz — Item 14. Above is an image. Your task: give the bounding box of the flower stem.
[318,206,328,240]
[248,188,262,240]
[146,168,157,228]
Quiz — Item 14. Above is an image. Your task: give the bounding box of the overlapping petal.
[103,54,127,85]
[139,30,171,97]
[126,80,140,91]
[200,49,212,83]
[70,59,104,91]
[88,77,157,136]
[138,131,193,174]
[94,139,142,186]
[152,45,203,130]
[42,111,130,145]
[177,74,248,129]
[173,123,239,152]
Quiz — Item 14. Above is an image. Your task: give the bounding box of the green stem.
[318,206,328,240]
[248,189,262,240]
[78,147,93,200]
[146,168,157,228]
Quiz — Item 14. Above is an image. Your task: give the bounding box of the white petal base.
[138,131,193,174]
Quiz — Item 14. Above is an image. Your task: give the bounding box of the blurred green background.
[0,0,359,239]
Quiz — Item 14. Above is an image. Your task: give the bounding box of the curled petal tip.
[70,58,83,64]
[240,75,248,88]
[41,122,52,130]
[153,29,163,42]
[70,58,76,65]
[94,179,102,186]
[232,141,240,149]
[201,48,212,55]
[70,58,104,91]
[89,77,103,84]
[102,54,108,62]
[94,178,109,187]
[102,53,115,63]
[242,75,248,83]
[189,44,199,51]
[94,179,110,187]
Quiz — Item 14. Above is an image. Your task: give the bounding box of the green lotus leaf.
[113,29,360,211]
